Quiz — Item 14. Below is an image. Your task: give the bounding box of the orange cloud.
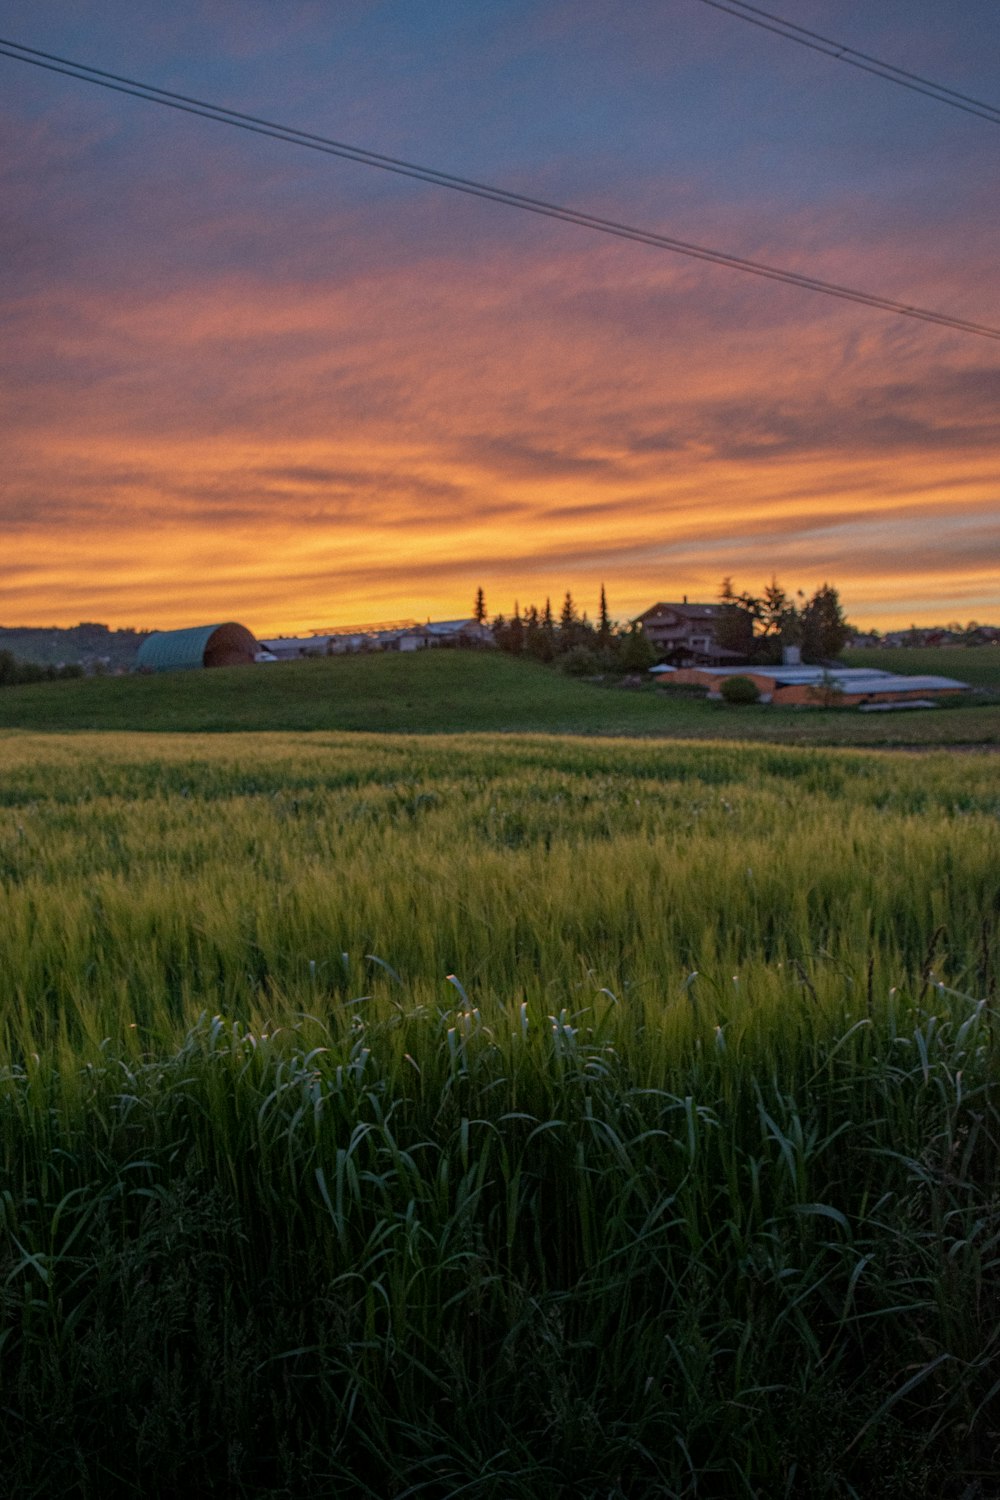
[4,169,998,632]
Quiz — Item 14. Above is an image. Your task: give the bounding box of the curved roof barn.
[135,622,259,673]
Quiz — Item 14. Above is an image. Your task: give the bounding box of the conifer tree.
[508,601,524,654]
[800,583,849,661]
[599,584,611,637]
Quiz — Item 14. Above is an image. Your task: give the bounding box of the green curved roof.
[136,623,257,672]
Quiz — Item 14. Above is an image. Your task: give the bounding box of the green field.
[0,644,998,744]
[2,730,999,1496]
[841,644,1000,691]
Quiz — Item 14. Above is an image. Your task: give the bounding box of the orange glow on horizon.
[6,223,998,636]
[5,3,1000,641]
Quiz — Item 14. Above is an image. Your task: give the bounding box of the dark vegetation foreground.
[7,989,999,1498]
[1,734,999,1495]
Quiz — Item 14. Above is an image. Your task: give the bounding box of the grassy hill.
[0,647,997,745]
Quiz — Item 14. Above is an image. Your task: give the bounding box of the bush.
[558,645,604,676]
[720,674,761,705]
[617,624,658,673]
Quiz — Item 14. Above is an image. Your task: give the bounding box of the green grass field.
[2,730,999,1495]
[0,644,998,744]
[840,644,1000,691]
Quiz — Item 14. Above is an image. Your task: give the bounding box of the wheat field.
[2,731,999,1496]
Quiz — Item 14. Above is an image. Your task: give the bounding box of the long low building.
[257,635,334,660]
[260,619,495,656]
[651,663,970,706]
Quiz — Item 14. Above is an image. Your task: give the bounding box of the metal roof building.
[650,662,970,706]
[135,622,259,673]
[257,636,333,659]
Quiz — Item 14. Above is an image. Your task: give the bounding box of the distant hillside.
[0,648,997,746]
[0,623,150,671]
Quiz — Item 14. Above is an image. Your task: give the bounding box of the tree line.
[475,587,657,674]
[717,578,851,664]
[0,651,85,688]
[475,578,851,672]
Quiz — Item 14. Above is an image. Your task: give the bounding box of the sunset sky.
[3,1,999,634]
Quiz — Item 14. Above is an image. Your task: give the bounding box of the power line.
[695,0,1000,126]
[2,34,999,341]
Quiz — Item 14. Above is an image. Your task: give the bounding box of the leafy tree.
[800,583,850,662]
[618,623,657,673]
[598,585,611,638]
[716,578,755,658]
[719,577,848,663]
[473,587,487,625]
[748,578,799,664]
[559,645,603,676]
[760,577,791,638]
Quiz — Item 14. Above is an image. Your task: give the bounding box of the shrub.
[617,624,658,673]
[558,645,604,676]
[0,650,86,687]
[720,674,761,705]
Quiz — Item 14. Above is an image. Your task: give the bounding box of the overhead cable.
[695,0,1000,126]
[1,35,998,341]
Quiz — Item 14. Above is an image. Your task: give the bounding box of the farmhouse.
[634,600,746,666]
[135,622,259,672]
[652,663,971,707]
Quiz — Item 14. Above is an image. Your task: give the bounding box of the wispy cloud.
[2,0,999,630]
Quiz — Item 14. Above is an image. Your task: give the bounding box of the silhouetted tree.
[531,598,556,661]
[800,583,850,661]
[598,584,611,638]
[716,577,754,658]
[760,578,791,638]
[618,623,657,673]
[718,577,848,663]
[508,602,524,655]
